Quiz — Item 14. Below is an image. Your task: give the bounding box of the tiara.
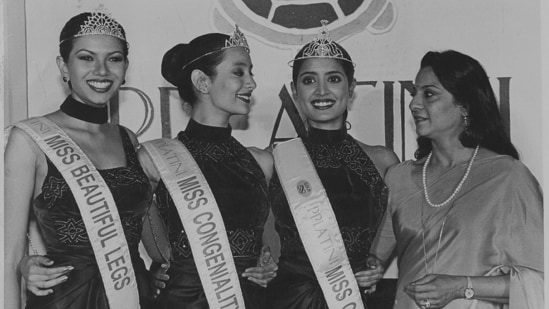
[289,20,354,66]
[226,25,250,52]
[181,25,250,71]
[61,6,126,44]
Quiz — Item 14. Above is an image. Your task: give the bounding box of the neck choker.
[60,96,109,124]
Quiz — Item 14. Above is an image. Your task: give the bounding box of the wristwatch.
[464,276,475,299]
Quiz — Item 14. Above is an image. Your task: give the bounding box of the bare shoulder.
[135,140,162,187]
[247,146,274,165]
[355,141,400,177]
[5,126,42,161]
[247,146,274,183]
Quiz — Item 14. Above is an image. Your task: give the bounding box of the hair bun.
[161,43,190,86]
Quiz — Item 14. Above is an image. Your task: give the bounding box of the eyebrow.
[299,70,343,77]
[232,61,251,67]
[415,83,440,90]
[74,49,124,55]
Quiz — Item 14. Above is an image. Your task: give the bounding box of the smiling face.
[409,66,465,142]
[207,47,256,117]
[57,35,128,107]
[292,58,355,130]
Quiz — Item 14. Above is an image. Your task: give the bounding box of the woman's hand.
[149,262,170,298]
[354,255,385,294]
[404,274,465,308]
[242,246,278,288]
[18,255,73,296]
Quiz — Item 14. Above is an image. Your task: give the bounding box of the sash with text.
[10,117,140,309]
[142,138,246,309]
[273,138,364,309]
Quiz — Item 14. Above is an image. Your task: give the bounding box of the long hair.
[414,50,519,160]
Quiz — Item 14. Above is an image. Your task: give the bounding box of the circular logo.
[213,0,397,46]
[297,180,312,197]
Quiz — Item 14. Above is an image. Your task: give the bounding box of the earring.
[62,77,68,82]
[462,113,469,129]
[122,80,126,85]
[346,121,352,130]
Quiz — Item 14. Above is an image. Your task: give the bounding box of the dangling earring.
[122,79,126,85]
[346,121,352,130]
[62,77,68,83]
[462,113,469,130]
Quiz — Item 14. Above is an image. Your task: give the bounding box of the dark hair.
[161,33,230,105]
[414,50,519,160]
[59,12,129,62]
[291,41,355,85]
[291,41,354,124]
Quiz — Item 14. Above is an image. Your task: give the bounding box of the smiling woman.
[268,21,399,309]
[139,27,278,309]
[4,8,158,309]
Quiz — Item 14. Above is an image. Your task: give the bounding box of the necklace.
[421,219,445,275]
[422,145,479,208]
[421,202,453,275]
[60,95,109,124]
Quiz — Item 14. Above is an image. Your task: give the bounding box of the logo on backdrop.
[212,0,397,46]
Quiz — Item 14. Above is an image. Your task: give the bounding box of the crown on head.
[225,25,250,52]
[180,25,250,71]
[290,20,354,66]
[61,5,126,44]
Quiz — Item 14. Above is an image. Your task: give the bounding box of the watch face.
[465,288,474,299]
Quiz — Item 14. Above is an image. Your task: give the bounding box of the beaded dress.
[268,127,389,309]
[154,119,270,309]
[28,126,153,309]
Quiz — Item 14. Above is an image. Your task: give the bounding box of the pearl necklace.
[422,145,479,208]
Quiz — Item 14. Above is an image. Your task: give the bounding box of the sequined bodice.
[270,127,388,268]
[33,127,152,260]
[155,119,270,264]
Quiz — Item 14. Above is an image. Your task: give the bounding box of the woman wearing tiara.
[139,27,277,309]
[365,50,543,308]
[267,22,399,309]
[5,9,163,309]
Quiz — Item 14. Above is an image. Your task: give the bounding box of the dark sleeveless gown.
[268,127,390,309]
[27,126,153,309]
[153,119,270,309]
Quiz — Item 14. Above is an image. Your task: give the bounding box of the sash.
[273,138,364,309]
[142,138,246,309]
[8,117,140,309]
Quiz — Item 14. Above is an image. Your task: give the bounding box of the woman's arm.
[136,144,173,296]
[356,143,400,177]
[242,147,278,287]
[5,128,39,309]
[247,147,274,185]
[404,274,509,307]
[136,145,171,264]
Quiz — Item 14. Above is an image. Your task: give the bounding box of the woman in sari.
[267,22,399,309]
[5,9,161,309]
[361,50,543,308]
[139,28,277,309]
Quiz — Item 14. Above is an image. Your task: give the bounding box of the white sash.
[8,117,140,309]
[142,138,246,309]
[273,138,364,309]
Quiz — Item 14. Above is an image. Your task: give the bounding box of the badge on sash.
[273,138,364,309]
